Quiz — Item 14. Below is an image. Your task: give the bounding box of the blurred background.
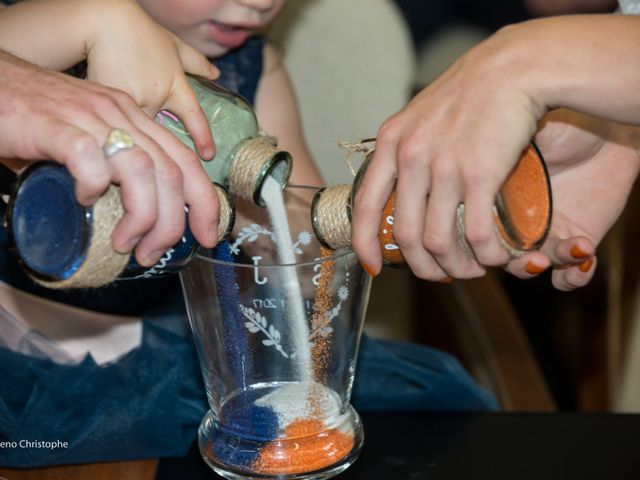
[268,0,640,413]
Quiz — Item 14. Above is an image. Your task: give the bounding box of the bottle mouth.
[6,162,91,281]
[253,150,292,206]
[495,142,552,252]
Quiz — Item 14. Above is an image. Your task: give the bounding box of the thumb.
[171,33,219,80]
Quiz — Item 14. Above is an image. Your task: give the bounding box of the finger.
[351,143,397,276]
[540,235,595,266]
[393,150,449,280]
[178,158,220,249]
[463,176,510,267]
[89,85,217,255]
[165,78,216,160]
[172,33,220,80]
[32,118,111,205]
[504,250,551,279]
[107,146,158,254]
[423,157,485,278]
[132,153,186,267]
[117,103,219,248]
[551,255,597,291]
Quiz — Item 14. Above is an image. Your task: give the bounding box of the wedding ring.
[102,128,135,158]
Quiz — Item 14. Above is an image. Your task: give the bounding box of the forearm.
[0,0,130,70]
[487,15,640,125]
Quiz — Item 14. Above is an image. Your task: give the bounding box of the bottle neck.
[229,136,292,205]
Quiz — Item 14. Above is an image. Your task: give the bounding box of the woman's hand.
[352,14,640,284]
[506,109,640,290]
[352,25,543,280]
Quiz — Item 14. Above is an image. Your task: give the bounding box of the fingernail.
[201,146,215,160]
[570,245,589,259]
[115,236,141,254]
[579,257,594,273]
[362,263,379,277]
[140,250,164,267]
[525,261,547,275]
[437,276,454,284]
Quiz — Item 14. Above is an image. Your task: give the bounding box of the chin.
[196,42,230,59]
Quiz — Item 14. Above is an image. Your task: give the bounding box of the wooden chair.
[414,271,556,412]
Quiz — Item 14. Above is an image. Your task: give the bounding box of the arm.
[352,14,640,283]
[0,0,217,158]
[0,49,220,267]
[254,43,325,187]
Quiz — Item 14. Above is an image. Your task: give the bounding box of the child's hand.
[86,0,219,160]
[505,109,640,290]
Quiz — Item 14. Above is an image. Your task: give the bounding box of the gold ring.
[102,128,135,158]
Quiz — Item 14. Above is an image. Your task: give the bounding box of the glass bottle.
[311,141,552,266]
[5,76,292,288]
[5,162,235,288]
[158,76,292,205]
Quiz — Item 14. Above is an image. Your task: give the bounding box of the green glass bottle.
[157,76,292,205]
[5,76,290,289]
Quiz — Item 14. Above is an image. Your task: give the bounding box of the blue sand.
[10,164,89,280]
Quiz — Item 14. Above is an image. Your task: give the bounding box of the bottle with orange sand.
[311,141,552,266]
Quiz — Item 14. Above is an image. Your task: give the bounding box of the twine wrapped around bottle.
[228,135,292,205]
[312,184,352,250]
[31,185,235,289]
[312,139,550,265]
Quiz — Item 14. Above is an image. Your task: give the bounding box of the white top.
[619,0,640,14]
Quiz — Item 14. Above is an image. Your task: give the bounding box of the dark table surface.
[156,411,640,480]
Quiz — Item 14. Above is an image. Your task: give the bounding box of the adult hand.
[352,14,640,283]
[352,27,543,280]
[0,51,220,267]
[506,109,640,290]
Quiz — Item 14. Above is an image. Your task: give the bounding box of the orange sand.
[496,144,551,250]
[252,419,354,475]
[379,191,405,265]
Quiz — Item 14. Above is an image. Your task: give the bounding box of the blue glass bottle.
[4,77,289,288]
[6,162,235,287]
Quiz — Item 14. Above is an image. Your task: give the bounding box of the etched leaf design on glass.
[241,305,289,358]
[231,224,273,255]
[311,270,350,340]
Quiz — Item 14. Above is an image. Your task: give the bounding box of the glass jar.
[5,162,235,287]
[312,141,552,266]
[181,186,370,480]
[5,77,292,288]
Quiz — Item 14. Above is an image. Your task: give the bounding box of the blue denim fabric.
[352,336,499,412]
[0,321,497,468]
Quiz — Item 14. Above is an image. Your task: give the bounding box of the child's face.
[137,0,286,57]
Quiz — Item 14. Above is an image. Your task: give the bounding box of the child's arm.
[254,43,325,187]
[0,0,217,159]
[0,44,221,269]
[352,14,640,284]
